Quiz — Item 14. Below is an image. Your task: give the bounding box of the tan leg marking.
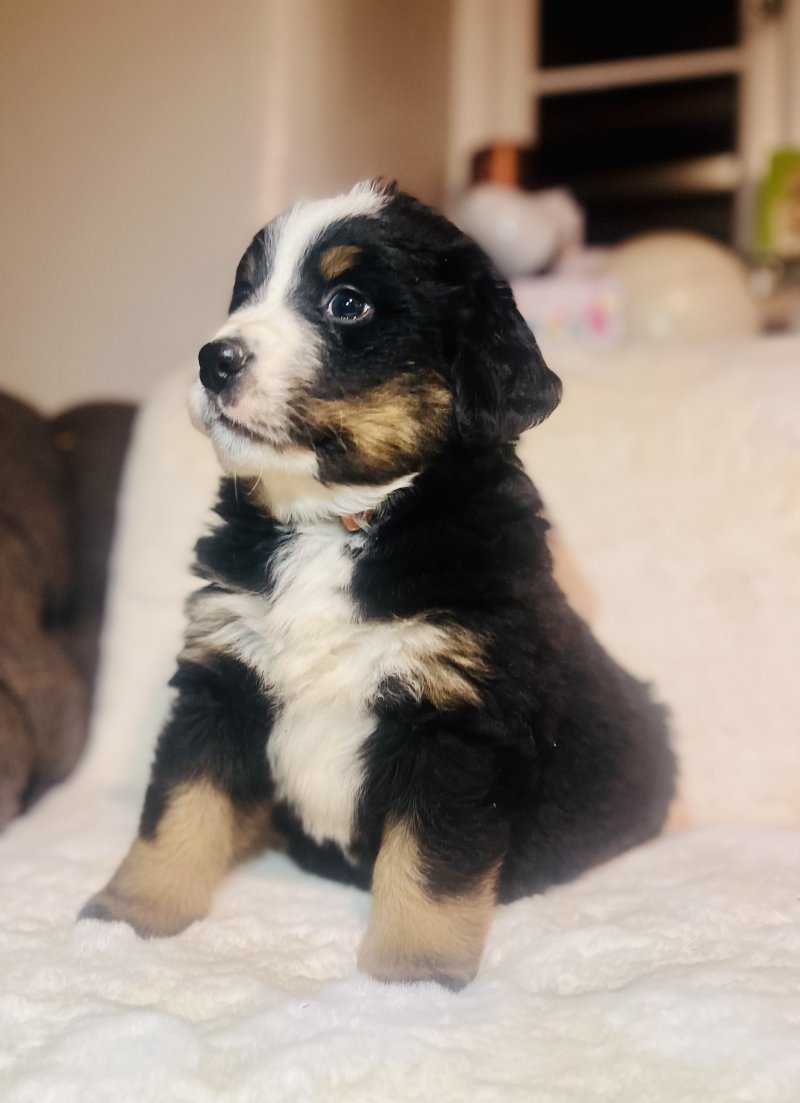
[80,781,272,937]
[411,621,487,710]
[358,816,497,989]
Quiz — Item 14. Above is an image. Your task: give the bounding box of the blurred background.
[0,0,798,851]
[1,0,799,410]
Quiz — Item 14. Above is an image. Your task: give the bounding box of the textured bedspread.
[2,782,799,1103]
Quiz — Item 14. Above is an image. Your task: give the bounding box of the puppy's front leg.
[80,657,273,937]
[80,778,270,937]
[359,814,498,989]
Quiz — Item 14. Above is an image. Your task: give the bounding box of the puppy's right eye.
[325,288,374,325]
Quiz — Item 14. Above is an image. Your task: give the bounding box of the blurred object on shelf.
[749,258,800,332]
[512,266,621,349]
[757,149,800,260]
[452,183,584,278]
[472,142,525,188]
[605,231,759,340]
[462,146,612,345]
[462,142,585,277]
[467,144,767,345]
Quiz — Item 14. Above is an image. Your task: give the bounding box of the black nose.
[198,339,250,394]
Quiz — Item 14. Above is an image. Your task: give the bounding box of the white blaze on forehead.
[264,180,387,305]
[192,182,392,505]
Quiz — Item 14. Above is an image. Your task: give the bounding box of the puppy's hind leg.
[357,718,509,989]
[358,814,499,990]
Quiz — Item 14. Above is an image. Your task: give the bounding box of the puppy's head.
[190,180,561,489]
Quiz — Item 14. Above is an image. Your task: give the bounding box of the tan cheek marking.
[319,245,362,281]
[296,372,452,474]
[358,816,497,988]
[81,781,274,937]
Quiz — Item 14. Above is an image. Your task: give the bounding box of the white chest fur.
[261,525,373,849]
[187,524,480,850]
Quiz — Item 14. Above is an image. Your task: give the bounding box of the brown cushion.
[0,394,135,827]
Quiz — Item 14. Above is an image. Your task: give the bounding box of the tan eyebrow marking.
[319,245,362,281]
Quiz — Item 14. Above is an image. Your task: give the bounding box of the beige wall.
[0,0,451,411]
[277,0,451,204]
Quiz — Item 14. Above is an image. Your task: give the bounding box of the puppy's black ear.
[447,243,562,445]
[229,229,267,314]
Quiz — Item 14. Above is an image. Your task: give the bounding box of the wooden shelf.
[530,47,745,96]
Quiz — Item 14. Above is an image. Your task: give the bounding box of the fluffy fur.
[81,181,675,987]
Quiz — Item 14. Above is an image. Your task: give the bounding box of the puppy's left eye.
[325,287,374,325]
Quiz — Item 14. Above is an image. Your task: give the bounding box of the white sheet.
[2,781,799,1103]
[2,335,799,1101]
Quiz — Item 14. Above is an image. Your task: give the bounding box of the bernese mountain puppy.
[81,181,675,989]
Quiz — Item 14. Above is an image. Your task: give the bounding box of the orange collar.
[339,510,374,532]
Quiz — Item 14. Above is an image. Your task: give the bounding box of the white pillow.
[522,335,800,827]
[81,365,220,793]
[84,339,800,827]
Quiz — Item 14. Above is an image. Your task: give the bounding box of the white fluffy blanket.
[2,784,799,1103]
[1,336,799,1101]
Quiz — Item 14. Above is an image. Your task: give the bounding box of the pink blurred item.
[511,272,622,347]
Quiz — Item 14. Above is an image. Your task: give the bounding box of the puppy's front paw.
[78,836,212,939]
[357,930,479,991]
[78,883,202,938]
